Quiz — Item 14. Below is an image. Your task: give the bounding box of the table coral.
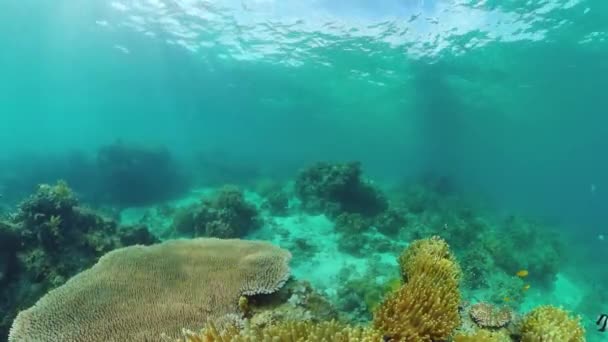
[9,238,292,342]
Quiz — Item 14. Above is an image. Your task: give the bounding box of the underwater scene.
[1,0,607,341]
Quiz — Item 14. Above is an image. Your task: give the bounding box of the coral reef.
[373,208,407,236]
[189,320,383,342]
[453,329,512,342]
[172,186,260,238]
[254,179,291,216]
[261,190,290,216]
[294,161,387,218]
[0,222,18,286]
[482,216,564,288]
[334,212,371,235]
[9,238,292,342]
[374,236,461,341]
[469,302,513,329]
[390,181,566,309]
[96,141,187,206]
[458,247,494,290]
[246,280,338,328]
[335,271,400,324]
[398,235,458,281]
[519,306,585,342]
[0,181,157,340]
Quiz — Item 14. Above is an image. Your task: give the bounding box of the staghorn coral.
[8,238,291,342]
[469,302,513,329]
[374,236,461,341]
[185,320,384,342]
[519,306,584,342]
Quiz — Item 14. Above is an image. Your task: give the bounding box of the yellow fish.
[503,297,510,302]
[516,269,529,278]
[523,284,531,291]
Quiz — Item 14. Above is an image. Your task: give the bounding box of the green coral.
[172,186,260,238]
[294,161,387,218]
[372,208,407,236]
[0,181,158,339]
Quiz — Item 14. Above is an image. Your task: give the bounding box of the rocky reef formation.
[0,181,157,340]
[6,235,586,342]
[172,186,261,238]
[295,161,388,218]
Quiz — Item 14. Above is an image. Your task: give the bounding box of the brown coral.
[374,236,461,341]
[453,329,511,342]
[187,320,384,342]
[398,235,458,281]
[469,302,513,328]
[8,238,291,342]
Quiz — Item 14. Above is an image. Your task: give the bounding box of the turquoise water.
[1,0,608,341]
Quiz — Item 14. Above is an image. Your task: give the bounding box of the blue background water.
[2,0,607,232]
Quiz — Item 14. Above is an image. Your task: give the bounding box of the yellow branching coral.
[398,235,459,281]
[453,329,511,342]
[520,305,585,342]
[374,236,461,341]
[184,320,384,342]
[9,238,292,342]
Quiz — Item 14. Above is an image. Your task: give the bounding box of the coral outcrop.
[295,161,387,217]
[373,208,407,236]
[469,302,513,329]
[0,181,157,340]
[374,236,461,341]
[453,329,512,342]
[519,306,584,342]
[398,235,457,281]
[172,186,260,238]
[8,238,292,342]
[186,320,383,342]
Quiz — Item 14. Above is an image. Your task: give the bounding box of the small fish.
[599,234,605,241]
[516,269,529,278]
[503,297,510,302]
[591,184,597,194]
[522,284,531,291]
